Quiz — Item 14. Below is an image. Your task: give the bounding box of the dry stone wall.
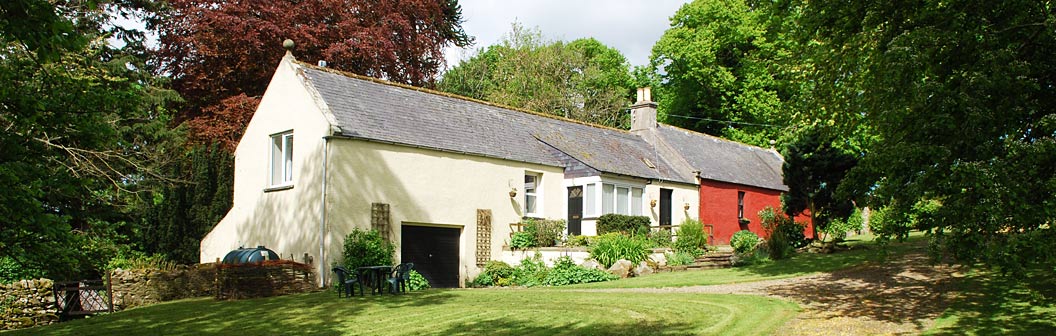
[110,264,216,310]
[2,261,317,331]
[0,279,59,330]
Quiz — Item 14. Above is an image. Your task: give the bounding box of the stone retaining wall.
[0,279,58,330]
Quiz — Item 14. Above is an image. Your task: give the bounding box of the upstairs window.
[270,131,294,186]
[524,173,540,216]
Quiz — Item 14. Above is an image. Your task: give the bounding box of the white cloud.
[443,0,691,69]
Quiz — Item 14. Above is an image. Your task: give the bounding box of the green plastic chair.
[386,263,414,294]
[332,266,363,297]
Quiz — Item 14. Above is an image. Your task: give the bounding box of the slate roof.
[300,65,694,184]
[654,125,788,191]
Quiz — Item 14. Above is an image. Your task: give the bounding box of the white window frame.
[524,172,541,217]
[269,131,294,187]
[582,182,644,217]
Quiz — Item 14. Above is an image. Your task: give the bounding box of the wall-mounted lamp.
[684,203,691,211]
[650,199,657,208]
[509,188,517,198]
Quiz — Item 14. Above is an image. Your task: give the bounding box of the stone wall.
[110,264,216,310]
[0,279,58,330]
[2,261,316,331]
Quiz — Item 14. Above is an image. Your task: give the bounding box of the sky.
[442,0,692,69]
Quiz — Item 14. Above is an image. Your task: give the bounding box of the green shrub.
[566,235,590,247]
[731,230,760,255]
[589,233,650,268]
[471,260,515,287]
[646,229,673,248]
[512,253,549,287]
[510,231,535,250]
[342,228,395,272]
[407,270,430,291]
[596,214,651,236]
[522,218,565,247]
[759,206,808,249]
[673,218,709,255]
[106,250,176,271]
[471,272,494,287]
[0,257,45,283]
[665,251,696,266]
[766,228,791,260]
[543,256,618,286]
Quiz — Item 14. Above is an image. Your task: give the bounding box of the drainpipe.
[318,136,331,287]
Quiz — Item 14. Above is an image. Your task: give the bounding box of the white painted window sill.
[264,184,294,193]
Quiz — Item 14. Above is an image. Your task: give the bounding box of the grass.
[925,266,1056,335]
[5,289,796,336]
[570,232,925,289]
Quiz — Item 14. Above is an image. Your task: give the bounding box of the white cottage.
[201,46,701,287]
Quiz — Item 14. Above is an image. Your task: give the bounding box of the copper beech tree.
[151,0,472,149]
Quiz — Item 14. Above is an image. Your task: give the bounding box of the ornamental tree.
[151,0,473,149]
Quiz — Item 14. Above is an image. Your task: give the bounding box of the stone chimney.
[630,87,657,132]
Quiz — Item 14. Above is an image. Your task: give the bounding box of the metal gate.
[53,276,113,320]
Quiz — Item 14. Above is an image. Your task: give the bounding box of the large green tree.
[0,0,177,280]
[780,127,857,241]
[796,0,1056,272]
[439,24,634,128]
[649,0,802,146]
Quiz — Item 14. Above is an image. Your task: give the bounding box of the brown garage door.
[401,225,460,288]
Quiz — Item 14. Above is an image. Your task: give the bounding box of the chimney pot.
[630,87,658,132]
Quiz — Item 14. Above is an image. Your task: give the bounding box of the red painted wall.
[697,179,814,245]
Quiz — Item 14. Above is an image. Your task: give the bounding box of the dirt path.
[578,252,963,335]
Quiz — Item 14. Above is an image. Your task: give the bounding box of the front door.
[567,186,583,235]
[660,188,673,227]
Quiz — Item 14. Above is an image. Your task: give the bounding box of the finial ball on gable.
[283,39,295,50]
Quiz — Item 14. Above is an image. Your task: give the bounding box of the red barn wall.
[697,179,814,245]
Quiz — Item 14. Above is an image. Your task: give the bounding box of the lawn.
[571,232,926,289]
[13,231,1049,335]
[5,290,796,336]
[925,266,1056,335]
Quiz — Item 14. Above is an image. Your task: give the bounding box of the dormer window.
[270,131,294,186]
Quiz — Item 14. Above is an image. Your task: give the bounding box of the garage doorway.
[401,225,461,288]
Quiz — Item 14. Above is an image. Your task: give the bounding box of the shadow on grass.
[431,317,698,336]
[10,289,457,336]
[927,268,1056,335]
[735,234,928,278]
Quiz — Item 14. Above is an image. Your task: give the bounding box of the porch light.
[684,203,691,211]
[650,199,657,208]
[509,188,517,198]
